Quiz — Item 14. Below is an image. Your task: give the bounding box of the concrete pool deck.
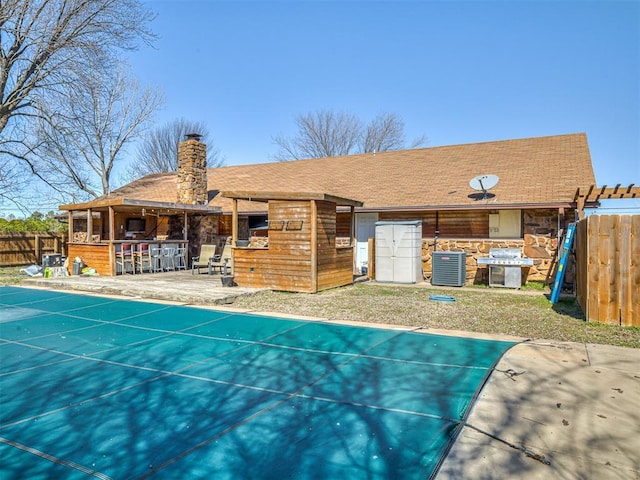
[21,270,264,305]
[437,339,640,479]
[15,274,640,479]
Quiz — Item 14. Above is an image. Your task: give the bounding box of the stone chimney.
[177,133,208,205]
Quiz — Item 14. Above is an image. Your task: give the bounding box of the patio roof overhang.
[218,195,578,216]
[221,190,364,207]
[352,201,578,213]
[59,197,221,215]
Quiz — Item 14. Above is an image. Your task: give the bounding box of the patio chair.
[209,244,233,275]
[191,244,217,275]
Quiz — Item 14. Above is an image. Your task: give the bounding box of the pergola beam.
[574,184,640,219]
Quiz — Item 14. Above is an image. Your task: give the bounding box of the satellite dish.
[469,174,499,200]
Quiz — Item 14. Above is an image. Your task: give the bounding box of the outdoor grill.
[477,248,533,288]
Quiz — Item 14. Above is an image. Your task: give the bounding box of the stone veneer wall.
[163,214,222,264]
[421,235,559,285]
[166,214,217,240]
[420,208,576,285]
[177,137,208,205]
[175,136,218,264]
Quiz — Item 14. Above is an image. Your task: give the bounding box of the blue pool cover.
[0,286,516,479]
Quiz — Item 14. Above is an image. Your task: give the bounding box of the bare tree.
[0,0,155,139]
[272,110,426,161]
[32,61,163,200]
[0,159,31,214]
[122,118,226,182]
[0,0,156,210]
[272,111,363,161]
[362,112,426,153]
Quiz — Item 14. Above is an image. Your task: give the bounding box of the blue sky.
[127,0,639,191]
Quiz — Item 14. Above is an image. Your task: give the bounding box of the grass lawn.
[0,266,26,285]
[231,282,640,349]
[1,267,638,348]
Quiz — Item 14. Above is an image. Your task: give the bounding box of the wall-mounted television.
[126,218,146,232]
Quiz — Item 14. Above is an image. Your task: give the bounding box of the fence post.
[34,235,41,264]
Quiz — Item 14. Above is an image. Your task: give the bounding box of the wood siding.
[376,209,571,239]
[234,201,314,292]
[233,200,354,293]
[318,248,353,290]
[316,201,354,291]
[378,211,488,237]
[336,212,352,237]
[67,243,113,276]
[575,215,639,327]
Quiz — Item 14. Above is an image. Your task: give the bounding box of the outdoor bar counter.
[67,240,188,276]
[59,195,222,277]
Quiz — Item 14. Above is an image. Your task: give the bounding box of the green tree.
[0,211,66,232]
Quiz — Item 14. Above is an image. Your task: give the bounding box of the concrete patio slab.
[438,341,640,479]
[20,270,264,306]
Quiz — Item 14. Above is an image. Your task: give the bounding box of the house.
[62,132,597,287]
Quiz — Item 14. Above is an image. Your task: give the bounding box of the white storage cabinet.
[375,221,423,283]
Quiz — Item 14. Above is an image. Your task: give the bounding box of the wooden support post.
[68,211,73,245]
[108,207,115,241]
[108,206,115,275]
[183,211,188,240]
[576,197,586,220]
[350,205,356,273]
[34,234,41,264]
[349,206,355,247]
[557,207,564,248]
[368,237,375,279]
[87,209,93,243]
[231,198,238,246]
[310,200,318,293]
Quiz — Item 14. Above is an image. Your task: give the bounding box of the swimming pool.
[0,286,516,479]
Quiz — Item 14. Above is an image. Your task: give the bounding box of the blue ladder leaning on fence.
[550,223,576,304]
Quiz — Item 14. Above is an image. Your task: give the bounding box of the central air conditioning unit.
[431,251,466,287]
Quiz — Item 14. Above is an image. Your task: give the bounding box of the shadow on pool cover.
[0,286,516,479]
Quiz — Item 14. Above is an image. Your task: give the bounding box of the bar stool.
[162,245,176,271]
[150,246,163,273]
[134,243,152,273]
[174,246,187,270]
[115,243,134,274]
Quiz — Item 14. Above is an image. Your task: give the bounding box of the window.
[489,210,521,238]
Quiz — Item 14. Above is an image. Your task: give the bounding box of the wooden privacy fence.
[575,215,639,326]
[0,233,67,267]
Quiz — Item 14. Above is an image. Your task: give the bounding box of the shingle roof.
[113,133,595,213]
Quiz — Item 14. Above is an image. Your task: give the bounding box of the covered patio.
[59,198,221,276]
